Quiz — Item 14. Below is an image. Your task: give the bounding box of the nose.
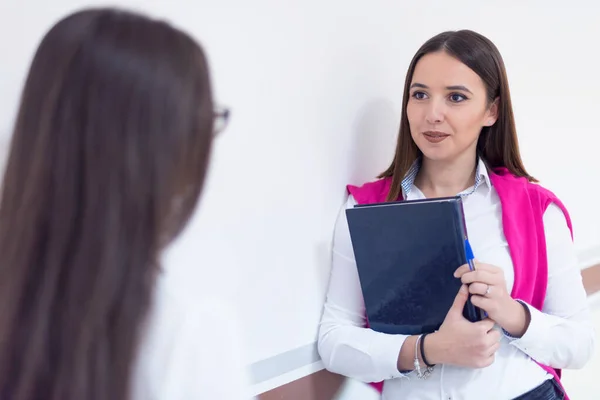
[425,99,445,125]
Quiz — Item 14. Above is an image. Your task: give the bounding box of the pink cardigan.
[346,167,572,398]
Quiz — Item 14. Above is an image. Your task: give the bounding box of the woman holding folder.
[318,30,595,400]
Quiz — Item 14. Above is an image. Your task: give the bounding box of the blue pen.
[464,238,488,318]
[464,238,476,271]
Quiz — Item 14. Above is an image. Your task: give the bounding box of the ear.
[484,97,499,126]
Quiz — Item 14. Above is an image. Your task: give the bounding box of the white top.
[318,159,596,400]
[130,269,252,400]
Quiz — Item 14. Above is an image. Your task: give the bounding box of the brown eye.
[449,93,467,103]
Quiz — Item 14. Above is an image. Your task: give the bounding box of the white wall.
[1,1,599,397]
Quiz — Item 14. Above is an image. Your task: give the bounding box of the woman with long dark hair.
[0,7,244,400]
[319,30,595,399]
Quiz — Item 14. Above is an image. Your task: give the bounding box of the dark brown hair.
[379,30,535,201]
[0,8,214,400]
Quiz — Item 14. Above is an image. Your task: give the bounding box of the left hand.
[454,261,529,336]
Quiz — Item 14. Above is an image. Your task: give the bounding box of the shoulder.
[131,272,251,399]
[491,167,563,207]
[346,177,392,205]
[525,182,569,220]
[530,184,573,237]
[491,167,572,233]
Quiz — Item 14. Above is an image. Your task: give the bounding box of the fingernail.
[460,285,467,293]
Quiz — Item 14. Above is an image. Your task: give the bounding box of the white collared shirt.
[318,158,596,400]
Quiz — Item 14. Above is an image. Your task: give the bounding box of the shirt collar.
[401,157,492,198]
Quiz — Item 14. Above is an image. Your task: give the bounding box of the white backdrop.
[1,1,599,396]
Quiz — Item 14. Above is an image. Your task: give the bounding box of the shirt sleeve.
[317,195,410,383]
[507,203,597,369]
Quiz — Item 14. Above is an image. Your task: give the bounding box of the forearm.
[493,297,596,369]
[504,302,596,369]
[513,203,597,368]
[319,319,409,382]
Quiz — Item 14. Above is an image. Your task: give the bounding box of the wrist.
[397,335,417,371]
[423,331,447,365]
[501,299,530,338]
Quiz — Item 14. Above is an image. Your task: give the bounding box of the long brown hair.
[379,30,535,201]
[0,8,214,400]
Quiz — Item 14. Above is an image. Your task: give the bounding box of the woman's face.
[406,51,497,163]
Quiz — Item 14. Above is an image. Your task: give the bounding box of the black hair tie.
[420,333,436,368]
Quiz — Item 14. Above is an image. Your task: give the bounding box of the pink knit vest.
[346,167,572,399]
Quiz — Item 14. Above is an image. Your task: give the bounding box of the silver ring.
[485,285,492,296]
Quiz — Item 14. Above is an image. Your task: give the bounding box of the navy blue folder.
[345,196,483,336]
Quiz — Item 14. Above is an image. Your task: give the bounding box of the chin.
[417,146,454,162]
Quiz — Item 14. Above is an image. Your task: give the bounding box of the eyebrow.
[410,83,473,94]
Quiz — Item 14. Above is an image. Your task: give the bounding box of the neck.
[415,152,478,198]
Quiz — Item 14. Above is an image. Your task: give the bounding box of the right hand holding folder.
[426,285,502,369]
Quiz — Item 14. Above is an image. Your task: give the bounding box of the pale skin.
[395,51,530,371]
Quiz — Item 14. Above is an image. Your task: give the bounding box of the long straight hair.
[379,30,536,201]
[0,8,214,400]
